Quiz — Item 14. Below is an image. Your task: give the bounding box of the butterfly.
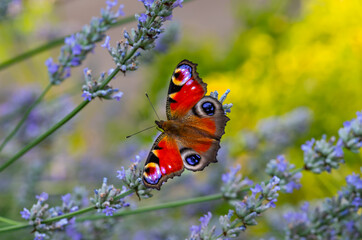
[142,60,230,190]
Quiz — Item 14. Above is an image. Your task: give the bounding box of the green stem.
[79,193,223,221]
[0,223,30,233]
[0,216,24,225]
[0,16,134,71]
[0,100,88,172]
[0,83,53,152]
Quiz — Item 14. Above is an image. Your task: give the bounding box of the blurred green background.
[0,0,361,239]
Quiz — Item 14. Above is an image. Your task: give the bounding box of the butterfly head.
[155,120,164,130]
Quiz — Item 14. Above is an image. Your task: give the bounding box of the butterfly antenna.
[145,92,160,121]
[126,125,156,139]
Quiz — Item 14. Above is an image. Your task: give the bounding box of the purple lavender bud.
[20,208,31,220]
[101,35,111,50]
[173,0,183,8]
[61,193,72,205]
[63,67,71,79]
[36,192,49,202]
[45,58,59,74]
[251,184,263,196]
[102,206,117,216]
[64,35,76,46]
[357,111,362,123]
[117,167,125,180]
[106,0,117,10]
[72,44,82,55]
[70,57,81,66]
[81,90,92,101]
[116,4,125,17]
[301,138,315,152]
[199,212,212,228]
[138,13,147,23]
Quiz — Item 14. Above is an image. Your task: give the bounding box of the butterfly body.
[143,60,229,190]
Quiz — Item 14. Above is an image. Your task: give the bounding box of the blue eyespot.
[186,154,201,166]
[202,102,215,116]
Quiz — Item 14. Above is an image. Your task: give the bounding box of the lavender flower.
[102,206,117,216]
[36,192,49,202]
[47,1,126,85]
[221,165,253,199]
[339,111,362,152]
[105,0,184,72]
[302,135,345,173]
[117,154,152,199]
[266,155,302,193]
[90,177,130,214]
[285,172,362,239]
[20,208,31,220]
[210,90,233,113]
[81,68,123,101]
[188,212,216,240]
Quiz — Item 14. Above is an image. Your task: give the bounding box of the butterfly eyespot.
[201,102,215,116]
[193,96,221,118]
[185,154,201,166]
[172,64,192,86]
[143,162,162,184]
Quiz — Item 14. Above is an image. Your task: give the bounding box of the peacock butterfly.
[142,60,230,190]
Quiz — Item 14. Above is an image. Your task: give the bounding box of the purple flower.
[36,192,49,202]
[101,35,111,50]
[63,67,71,79]
[81,90,92,101]
[222,165,241,183]
[251,184,263,196]
[62,193,72,205]
[116,167,125,180]
[138,13,147,23]
[70,57,81,66]
[173,0,183,8]
[162,15,173,21]
[66,218,82,240]
[106,0,117,10]
[55,218,68,228]
[284,181,301,193]
[34,232,47,240]
[112,91,123,101]
[200,212,212,228]
[266,198,277,208]
[343,120,351,129]
[300,202,309,212]
[116,4,125,17]
[138,0,153,7]
[72,44,82,55]
[190,225,200,235]
[356,111,362,123]
[301,138,315,152]
[65,35,76,46]
[275,155,288,172]
[351,196,361,208]
[346,173,362,189]
[345,220,355,233]
[45,58,59,74]
[20,208,31,220]
[270,176,280,186]
[102,206,117,216]
[83,67,90,76]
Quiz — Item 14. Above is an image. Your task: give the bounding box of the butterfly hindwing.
[166,60,207,120]
[143,133,184,190]
[177,96,229,171]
